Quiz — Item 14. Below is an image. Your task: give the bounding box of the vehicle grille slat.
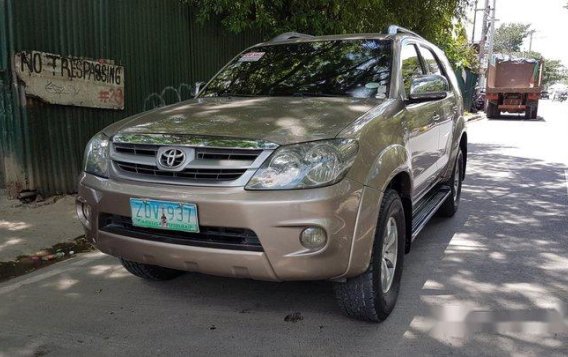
[115,161,247,181]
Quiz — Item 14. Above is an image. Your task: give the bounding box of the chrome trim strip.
[110,164,259,187]
[113,133,279,150]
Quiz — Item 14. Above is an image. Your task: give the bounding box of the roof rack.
[386,25,423,39]
[271,32,314,42]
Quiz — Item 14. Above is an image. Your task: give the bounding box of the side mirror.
[408,74,449,102]
[193,82,205,98]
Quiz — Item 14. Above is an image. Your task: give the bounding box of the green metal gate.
[1,0,263,196]
[0,0,29,195]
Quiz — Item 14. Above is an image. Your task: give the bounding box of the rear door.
[400,42,441,199]
[417,44,459,175]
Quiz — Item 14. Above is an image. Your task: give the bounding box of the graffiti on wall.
[144,83,194,110]
[15,51,125,110]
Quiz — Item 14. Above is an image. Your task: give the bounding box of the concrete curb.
[465,112,486,122]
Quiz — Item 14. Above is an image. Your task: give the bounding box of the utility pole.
[528,30,536,53]
[471,0,479,44]
[487,0,497,64]
[478,0,492,89]
[478,0,491,68]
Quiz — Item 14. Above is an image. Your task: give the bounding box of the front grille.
[114,143,157,157]
[195,148,262,161]
[99,214,263,252]
[110,142,268,185]
[115,161,246,181]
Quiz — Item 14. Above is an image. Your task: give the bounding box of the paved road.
[1,101,567,356]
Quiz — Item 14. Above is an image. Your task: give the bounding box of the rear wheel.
[120,258,184,281]
[531,103,538,119]
[438,148,464,217]
[485,102,499,119]
[334,189,406,322]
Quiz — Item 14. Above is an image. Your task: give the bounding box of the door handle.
[432,114,441,122]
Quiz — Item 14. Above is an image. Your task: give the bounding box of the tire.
[485,102,499,119]
[120,258,184,281]
[334,189,406,322]
[524,107,531,120]
[438,148,464,217]
[531,104,538,119]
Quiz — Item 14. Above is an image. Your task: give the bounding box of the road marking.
[0,252,105,296]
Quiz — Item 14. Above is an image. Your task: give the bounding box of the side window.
[400,44,425,96]
[418,46,442,75]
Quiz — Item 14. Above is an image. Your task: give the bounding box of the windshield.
[201,39,392,99]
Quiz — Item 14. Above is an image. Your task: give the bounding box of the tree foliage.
[493,23,531,54]
[542,59,568,86]
[191,0,477,68]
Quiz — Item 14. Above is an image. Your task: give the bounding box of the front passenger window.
[400,44,425,97]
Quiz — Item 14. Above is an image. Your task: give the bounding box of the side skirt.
[411,185,451,241]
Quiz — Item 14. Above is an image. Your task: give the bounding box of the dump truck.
[485,55,543,119]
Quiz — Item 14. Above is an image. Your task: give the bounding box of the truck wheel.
[438,148,464,217]
[524,106,531,120]
[531,104,538,119]
[486,102,499,119]
[334,189,405,322]
[120,258,184,281]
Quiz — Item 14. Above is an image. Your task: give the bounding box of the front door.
[400,43,441,199]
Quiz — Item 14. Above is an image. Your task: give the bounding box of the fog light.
[300,227,327,249]
[82,203,92,220]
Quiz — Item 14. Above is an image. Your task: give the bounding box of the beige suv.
[77,26,467,322]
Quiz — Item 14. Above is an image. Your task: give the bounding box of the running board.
[411,186,451,240]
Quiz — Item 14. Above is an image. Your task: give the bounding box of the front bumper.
[77,173,376,281]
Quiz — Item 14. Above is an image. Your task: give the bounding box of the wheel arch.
[385,171,413,254]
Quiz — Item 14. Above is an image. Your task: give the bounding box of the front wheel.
[334,189,406,322]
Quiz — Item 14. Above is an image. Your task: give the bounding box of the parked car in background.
[474,88,486,111]
[550,84,568,102]
[77,25,467,322]
[541,90,549,99]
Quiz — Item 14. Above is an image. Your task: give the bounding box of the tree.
[493,23,531,53]
[191,0,477,68]
[542,59,568,87]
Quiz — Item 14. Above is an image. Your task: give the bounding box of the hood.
[107,97,381,145]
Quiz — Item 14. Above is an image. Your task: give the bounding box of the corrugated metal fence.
[0,0,263,196]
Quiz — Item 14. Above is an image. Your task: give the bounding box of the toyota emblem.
[159,148,186,169]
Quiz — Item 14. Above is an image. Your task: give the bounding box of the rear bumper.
[77,173,378,281]
[498,104,526,112]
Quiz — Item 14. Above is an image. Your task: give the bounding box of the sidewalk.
[465,111,485,122]
[0,190,88,279]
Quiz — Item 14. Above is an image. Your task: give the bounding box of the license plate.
[130,198,199,233]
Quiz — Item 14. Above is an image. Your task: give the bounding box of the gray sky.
[466,0,568,65]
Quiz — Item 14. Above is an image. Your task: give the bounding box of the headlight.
[246,139,358,190]
[83,132,110,178]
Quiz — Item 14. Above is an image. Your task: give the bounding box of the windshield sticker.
[239,52,265,62]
